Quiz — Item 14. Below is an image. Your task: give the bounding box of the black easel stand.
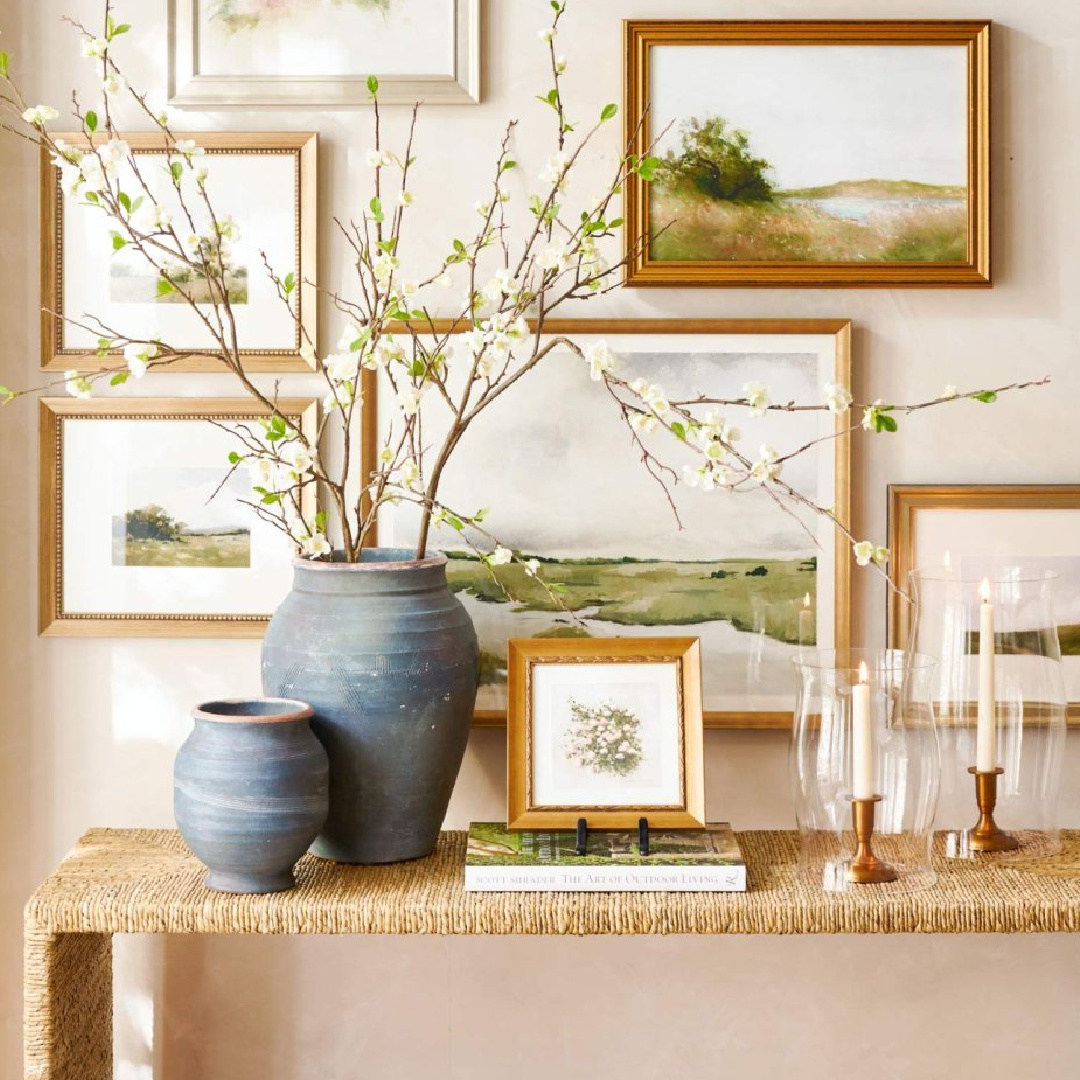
[575,816,651,857]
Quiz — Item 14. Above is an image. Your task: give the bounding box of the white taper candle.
[976,578,997,772]
[852,661,874,799]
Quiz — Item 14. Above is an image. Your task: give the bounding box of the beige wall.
[3,0,1080,1076]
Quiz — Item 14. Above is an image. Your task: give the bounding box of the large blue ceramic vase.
[261,549,479,864]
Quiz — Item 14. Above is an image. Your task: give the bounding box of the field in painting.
[445,554,816,685]
[650,179,967,264]
[110,261,249,305]
[113,530,251,569]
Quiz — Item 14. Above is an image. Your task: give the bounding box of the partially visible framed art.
[507,637,706,830]
[624,20,991,288]
[168,0,481,108]
[39,397,318,637]
[887,485,1080,721]
[41,132,318,372]
[369,318,852,729]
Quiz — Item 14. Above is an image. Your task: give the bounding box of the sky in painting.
[382,340,831,561]
[651,45,968,190]
[122,468,249,531]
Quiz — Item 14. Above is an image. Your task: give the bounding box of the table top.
[24,828,1080,936]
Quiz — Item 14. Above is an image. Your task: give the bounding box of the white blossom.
[824,382,853,414]
[491,546,513,566]
[392,457,423,492]
[22,104,59,126]
[396,190,414,207]
[481,268,516,304]
[80,36,108,60]
[743,381,770,416]
[123,341,158,378]
[861,398,888,432]
[102,72,127,96]
[943,384,959,399]
[538,27,556,44]
[371,252,398,286]
[365,148,393,169]
[434,271,452,289]
[750,445,782,483]
[300,533,331,559]
[398,388,422,417]
[324,353,358,383]
[555,56,567,73]
[63,370,92,399]
[174,139,205,160]
[526,558,540,576]
[540,151,572,190]
[629,411,658,434]
[537,239,571,273]
[336,323,365,353]
[585,341,616,381]
[853,541,889,567]
[279,439,315,475]
[323,383,355,412]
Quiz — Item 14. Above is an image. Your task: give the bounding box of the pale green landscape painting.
[212,0,391,32]
[649,45,969,264]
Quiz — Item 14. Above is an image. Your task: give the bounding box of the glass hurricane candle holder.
[908,569,1066,860]
[791,649,940,894]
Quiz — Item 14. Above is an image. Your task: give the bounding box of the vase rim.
[193,697,314,724]
[910,567,1059,585]
[293,548,448,572]
[793,648,937,673]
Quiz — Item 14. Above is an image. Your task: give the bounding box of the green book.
[465,822,746,892]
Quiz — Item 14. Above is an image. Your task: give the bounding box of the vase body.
[790,649,940,893]
[174,698,329,893]
[909,568,1066,860]
[261,549,479,864]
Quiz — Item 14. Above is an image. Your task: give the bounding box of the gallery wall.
[2,0,1080,1077]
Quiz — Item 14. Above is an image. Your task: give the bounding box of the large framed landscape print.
[42,132,318,372]
[624,21,991,287]
[370,319,852,729]
[39,397,317,637]
[169,0,481,107]
[888,485,1080,723]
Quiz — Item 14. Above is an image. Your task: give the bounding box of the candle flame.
[979,577,991,603]
[858,660,868,683]
[803,592,811,609]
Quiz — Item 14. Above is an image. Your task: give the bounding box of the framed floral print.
[41,132,318,372]
[39,397,318,637]
[624,20,991,287]
[368,318,852,729]
[506,637,706,830]
[168,0,481,108]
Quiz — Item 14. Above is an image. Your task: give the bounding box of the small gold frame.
[41,131,319,372]
[623,20,991,288]
[39,396,318,637]
[507,637,706,830]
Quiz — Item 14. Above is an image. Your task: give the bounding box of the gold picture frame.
[623,20,991,288]
[362,318,852,731]
[40,396,318,637]
[41,131,319,372]
[887,484,1080,723]
[507,637,706,830]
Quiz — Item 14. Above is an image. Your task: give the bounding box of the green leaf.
[110,231,127,251]
[0,53,9,80]
[283,271,296,297]
[262,492,282,505]
[111,23,131,38]
[0,384,14,404]
[972,390,998,404]
[228,451,242,465]
[410,309,426,320]
[85,110,98,133]
[408,359,427,378]
[110,371,130,386]
[170,160,183,183]
[600,103,618,122]
[118,191,131,214]
[446,515,464,532]
[369,196,384,223]
[536,89,558,109]
[501,160,517,172]
[130,195,144,214]
[453,238,466,253]
[106,14,115,37]
[271,415,287,435]
[472,507,488,523]
[609,216,624,228]
[670,421,686,442]
[84,191,99,205]
[637,155,661,182]
[366,74,379,97]
[155,277,175,297]
[874,413,898,433]
[315,510,327,532]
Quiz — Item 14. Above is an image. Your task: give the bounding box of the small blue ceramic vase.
[174,698,329,893]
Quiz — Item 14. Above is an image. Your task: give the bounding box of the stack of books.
[465,821,746,892]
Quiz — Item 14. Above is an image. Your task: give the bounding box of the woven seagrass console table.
[24,828,1080,1078]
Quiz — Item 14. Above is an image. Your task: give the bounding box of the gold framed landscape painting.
[39,397,317,637]
[168,0,480,107]
[42,132,318,372]
[624,20,991,287]
[370,318,852,730]
[887,485,1080,722]
[506,638,706,830]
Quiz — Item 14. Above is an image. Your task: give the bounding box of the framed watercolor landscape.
[368,319,852,729]
[42,132,318,372]
[506,637,705,830]
[39,397,317,637]
[169,0,480,107]
[624,21,991,287]
[887,485,1080,723]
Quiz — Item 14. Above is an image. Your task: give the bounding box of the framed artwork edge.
[506,637,706,830]
[621,19,991,289]
[38,395,318,637]
[40,131,319,373]
[362,317,852,730]
[167,0,482,108]
[886,483,1080,725]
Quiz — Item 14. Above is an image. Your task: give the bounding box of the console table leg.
[24,923,113,1080]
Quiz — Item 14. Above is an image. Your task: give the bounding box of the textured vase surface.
[261,549,479,864]
[174,698,329,893]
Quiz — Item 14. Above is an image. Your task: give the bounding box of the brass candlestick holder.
[846,794,898,884]
[967,767,1020,852]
